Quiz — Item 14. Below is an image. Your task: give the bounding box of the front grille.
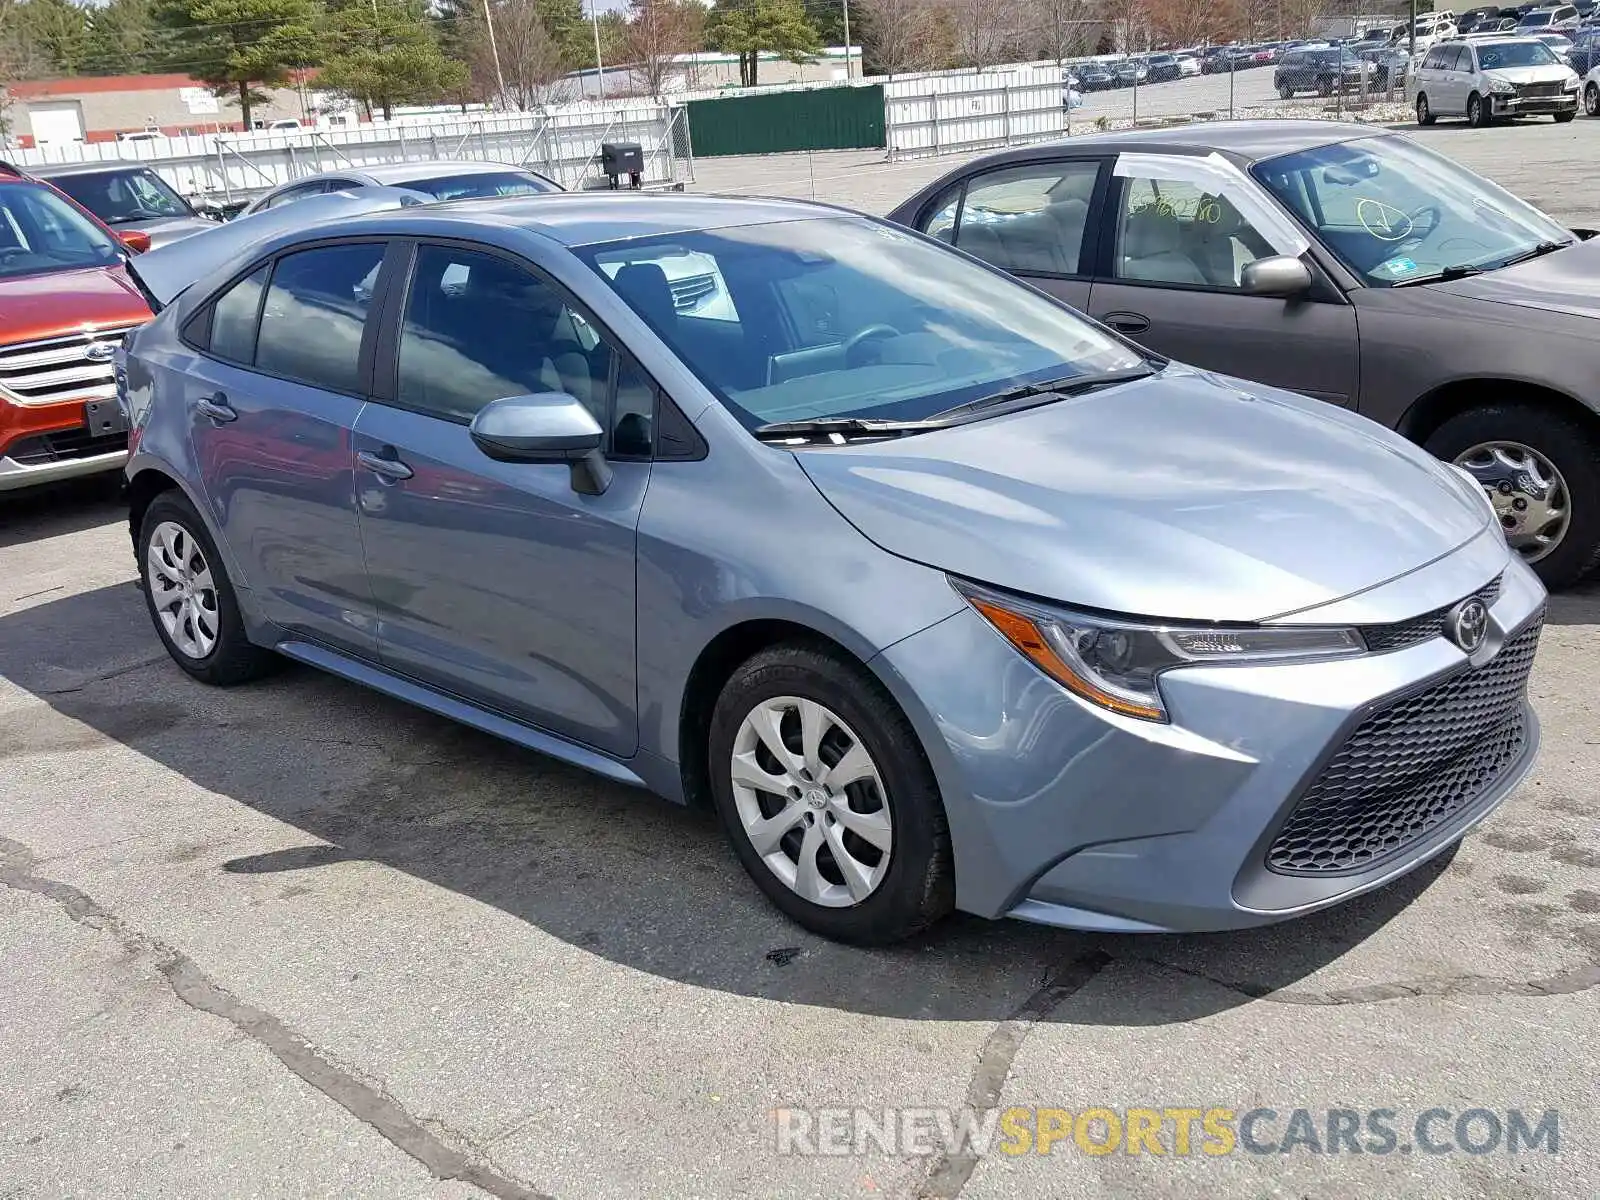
[1518,81,1567,98]
[1362,575,1503,652]
[0,327,134,407]
[4,428,129,465]
[1266,616,1541,876]
[668,272,717,310]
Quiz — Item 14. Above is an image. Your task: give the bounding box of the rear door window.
[946,161,1103,275]
[254,242,387,394]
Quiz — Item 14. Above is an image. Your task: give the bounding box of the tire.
[1468,92,1490,127]
[1318,77,1333,97]
[1278,83,1294,99]
[1424,402,1600,590]
[1586,82,1599,116]
[1554,109,1577,123]
[137,491,280,686]
[707,643,954,945]
[1417,93,1436,125]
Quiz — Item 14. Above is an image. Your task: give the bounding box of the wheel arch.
[124,461,252,594]
[1396,377,1600,445]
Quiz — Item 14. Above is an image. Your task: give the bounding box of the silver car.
[237,159,560,217]
[30,163,218,248]
[117,193,1543,944]
[1410,36,1580,124]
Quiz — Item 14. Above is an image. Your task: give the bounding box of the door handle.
[357,447,414,481]
[1103,311,1151,335]
[195,392,237,423]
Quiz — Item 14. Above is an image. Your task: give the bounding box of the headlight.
[1564,74,1581,90]
[1489,77,1517,94]
[955,580,1366,723]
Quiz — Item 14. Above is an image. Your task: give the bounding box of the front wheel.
[1554,109,1577,123]
[138,491,280,685]
[1585,82,1599,116]
[707,644,954,944]
[1417,93,1436,125]
[1425,403,1600,589]
[1278,83,1294,99]
[1468,92,1492,127]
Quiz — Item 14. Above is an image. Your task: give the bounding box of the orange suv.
[0,164,154,492]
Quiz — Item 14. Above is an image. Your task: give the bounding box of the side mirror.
[118,229,152,254]
[469,392,612,495]
[1241,254,1313,298]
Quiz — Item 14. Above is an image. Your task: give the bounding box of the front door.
[183,241,389,656]
[352,243,651,756]
[916,158,1107,312]
[1084,156,1360,407]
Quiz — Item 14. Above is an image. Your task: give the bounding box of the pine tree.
[319,0,468,119]
[154,0,320,127]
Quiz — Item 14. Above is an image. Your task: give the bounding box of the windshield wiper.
[1391,263,1484,287]
[1495,239,1572,269]
[752,416,941,443]
[929,365,1158,421]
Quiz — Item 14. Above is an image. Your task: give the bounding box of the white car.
[1583,60,1600,111]
[1176,53,1202,76]
[1411,34,1580,124]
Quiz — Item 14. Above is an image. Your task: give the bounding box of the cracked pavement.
[4,126,1600,1198]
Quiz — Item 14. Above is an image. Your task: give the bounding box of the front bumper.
[1489,91,1578,114]
[873,550,1546,933]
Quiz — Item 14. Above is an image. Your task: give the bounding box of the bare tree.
[856,0,944,74]
[620,0,703,96]
[1147,0,1241,46]
[467,0,568,109]
[948,0,1013,67]
[1029,0,1099,63]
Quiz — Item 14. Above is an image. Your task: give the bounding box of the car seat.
[1119,206,1207,285]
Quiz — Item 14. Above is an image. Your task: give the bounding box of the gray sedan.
[117,193,1542,943]
[238,159,561,217]
[889,121,1600,589]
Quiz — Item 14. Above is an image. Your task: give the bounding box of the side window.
[1422,46,1447,69]
[395,245,629,446]
[1114,175,1279,290]
[264,181,324,210]
[950,161,1100,275]
[922,184,961,243]
[255,242,386,393]
[207,264,270,362]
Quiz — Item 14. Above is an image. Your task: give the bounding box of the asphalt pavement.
[3,105,1600,1199]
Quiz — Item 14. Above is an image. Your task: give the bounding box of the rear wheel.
[707,643,953,944]
[1425,402,1600,589]
[1417,93,1436,125]
[138,492,279,685]
[1585,82,1599,115]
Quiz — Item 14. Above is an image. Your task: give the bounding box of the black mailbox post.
[601,142,644,190]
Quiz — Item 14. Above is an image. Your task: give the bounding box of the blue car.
[118,191,1542,943]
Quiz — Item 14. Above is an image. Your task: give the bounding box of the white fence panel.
[14,105,688,206]
[885,67,1066,159]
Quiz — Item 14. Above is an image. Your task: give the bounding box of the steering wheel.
[843,323,899,362]
[1406,204,1442,241]
[0,247,28,262]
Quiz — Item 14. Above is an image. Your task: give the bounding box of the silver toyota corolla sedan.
[116,193,1544,944]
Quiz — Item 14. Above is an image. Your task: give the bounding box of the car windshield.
[0,181,122,279]
[579,216,1145,430]
[1253,133,1571,287]
[1521,9,1554,22]
[401,170,557,201]
[1478,38,1561,61]
[48,167,195,224]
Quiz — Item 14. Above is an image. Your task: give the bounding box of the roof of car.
[338,191,850,248]
[355,160,543,183]
[938,121,1388,166]
[30,161,158,178]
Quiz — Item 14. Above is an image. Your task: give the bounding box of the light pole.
[842,0,853,79]
[482,0,507,106]
[591,0,608,99]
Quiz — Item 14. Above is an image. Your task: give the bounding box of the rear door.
[913,157,1109,312]
[180,239,393,656]
[1083,152,1361,406]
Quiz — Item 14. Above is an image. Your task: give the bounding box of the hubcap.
[1454,441,1571,564]
[145,520,220,659]
[729,696,892,908]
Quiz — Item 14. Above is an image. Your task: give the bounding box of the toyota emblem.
[1448,598,1490,653]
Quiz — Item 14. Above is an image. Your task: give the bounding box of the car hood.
[127,214,222,249]
[0,265,150,343]
[794,368,1490,623]
[126,186,425,308]
[1434,235,1600,318]
[1483,64,1575,83]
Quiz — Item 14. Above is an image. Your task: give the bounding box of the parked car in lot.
[1175,52,1202,75]
[1200,46,1234,73]
[1276,46,1373,96]
[1583,58,1600,107]
[31,162,218,249]
[891,121,1600,588]
[1563,23,1600,70]
[1411,36,1579,124]
[1112,57,1150,85]
[238,159,561,217]
[1517,3,1581,30]
[1146,53,1183,81]
[1078,63,1117,90]
[1360,46,1415,87]
[119,188,1544,943]
[1535,30,1577,57]
[0,165,152,492]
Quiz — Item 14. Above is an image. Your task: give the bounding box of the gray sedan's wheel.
[1417,93,1436,125]
[138,491,279,685]
[707,643,953,944]
[1426,403,1600,589]
[1585,82,1599,116]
